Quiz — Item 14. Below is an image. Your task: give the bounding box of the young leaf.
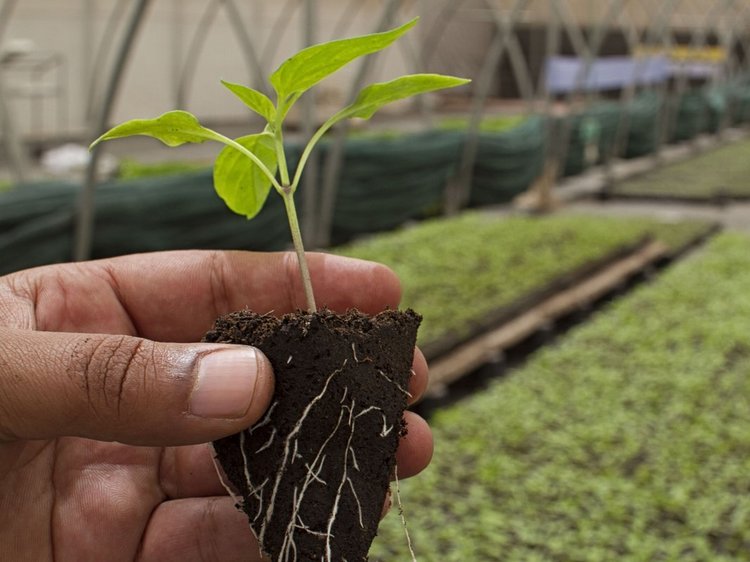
[221,80,276,123]
[213,133,278,219]
[342,74,470,120]
[270,18,418,113]
[90,110,221,148]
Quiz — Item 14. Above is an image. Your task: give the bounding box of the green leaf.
[213,133,278,219]
[90,110,221,149]
[221,80,276,123]
[344,74,471,120]
[270,17,418,109]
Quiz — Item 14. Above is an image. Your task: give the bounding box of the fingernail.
[189,347,263,419]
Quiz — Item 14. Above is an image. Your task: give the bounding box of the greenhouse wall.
[1,0,414,139]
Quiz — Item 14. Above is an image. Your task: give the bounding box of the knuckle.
[208,251,232,317]
[73,335,154,418]
[196,498,224,561]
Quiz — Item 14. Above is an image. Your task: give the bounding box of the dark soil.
[203,308,421,561]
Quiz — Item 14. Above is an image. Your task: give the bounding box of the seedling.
[92,19,468,561]
[92,18,469,311]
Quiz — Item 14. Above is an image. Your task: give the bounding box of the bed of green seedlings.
[371,232,750,562]
[338,212,714,349]
[613,138,750,200]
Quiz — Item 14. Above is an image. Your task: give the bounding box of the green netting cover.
[469,115,545,206]
[623,92,662,158]
[563,103,623,176]
[669,90,709,142]
[727,80,750,125]
[702,88,727,133]
[323,131,463,243]
[0,170,291,276]
[323,117,543,241]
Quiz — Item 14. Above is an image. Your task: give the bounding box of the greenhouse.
[1,1,750,561]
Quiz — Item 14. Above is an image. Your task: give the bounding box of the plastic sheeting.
[545,55,670,93]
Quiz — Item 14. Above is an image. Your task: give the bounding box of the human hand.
[0,251,432,561]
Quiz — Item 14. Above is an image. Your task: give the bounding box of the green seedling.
[92,18,469,312]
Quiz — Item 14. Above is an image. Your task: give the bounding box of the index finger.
[13,250,402,341]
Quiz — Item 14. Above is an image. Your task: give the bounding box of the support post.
[300,0,319,244]
[74,0,152,261]
[447,0,529,215]
[0,0,30,184]
[315,0,402,248]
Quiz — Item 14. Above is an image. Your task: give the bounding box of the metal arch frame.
[715,0,746,134]
[0,0,31,184]
[421,0,468,70]
[601,0,678,166]
[446,0,530,214]
[300,0,319,243]
[730,2,750,73]
[665,0,729,150]
[84,0,131,125]
[314,0,405,248]
[175,0,268,109]
[36,0,750,261]
[0,0,18,38]
[74,0,152,261]
[649,0,682,159]
[259,0,301,72]
[330,0,368,41]
[546,0,624,181]
[604,0,672,175]
[175,0,220,109]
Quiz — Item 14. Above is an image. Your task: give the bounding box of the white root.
[260,360,347,547]
[325,400,357,561]
[255,427,277,454]
[239,354,413,561]
[377,369,412,398]
[394,465,418,562]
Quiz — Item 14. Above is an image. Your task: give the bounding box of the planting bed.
[609,138,750,203]
[371,232,750,561]
[339,213,714,361]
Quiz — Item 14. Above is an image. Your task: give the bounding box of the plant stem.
[275,133,291,187]
[291,113,341,191]
[282,189,317,313]
[272,125,316,312]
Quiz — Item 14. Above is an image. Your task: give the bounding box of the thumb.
[0,327,274,446]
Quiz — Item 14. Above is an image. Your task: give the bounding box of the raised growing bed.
[320,130,463,244]
[609,137,750,203]
[467,116,545,207]
[436,114,545,207]
[0,172,292,275]
[562,102,622,177]
[338,212,716,395]
[371,231,750,562]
